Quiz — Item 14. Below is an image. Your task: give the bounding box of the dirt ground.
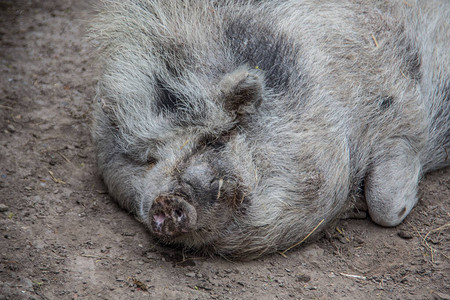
[0,1,449,299]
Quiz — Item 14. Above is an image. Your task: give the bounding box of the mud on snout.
[149,194,198,237]
[147,150,247,244]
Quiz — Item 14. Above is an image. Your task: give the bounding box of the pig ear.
[219,67,263,114]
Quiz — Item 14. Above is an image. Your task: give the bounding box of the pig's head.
[98,65,270,256]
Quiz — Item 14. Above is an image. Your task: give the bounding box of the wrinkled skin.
[91,0,450,259]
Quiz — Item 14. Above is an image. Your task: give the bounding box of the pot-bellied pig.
[91,0,449,259]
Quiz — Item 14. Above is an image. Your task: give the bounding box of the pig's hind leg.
[364,139,422,227]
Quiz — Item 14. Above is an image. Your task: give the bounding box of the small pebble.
[0,204,9,212]
[296,274,311,282]
[185,272,196,277]
[397,231,414,239]
[7,124,16,133]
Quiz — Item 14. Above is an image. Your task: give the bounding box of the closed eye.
[200,128,237,151]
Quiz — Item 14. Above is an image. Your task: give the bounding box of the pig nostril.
[150,195,197,235]
[153,213,165,231]
[173,208,184,220]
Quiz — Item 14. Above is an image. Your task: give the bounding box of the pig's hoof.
[149,194,197,237]
[365,141,421,227]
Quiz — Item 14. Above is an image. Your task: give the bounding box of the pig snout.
[149,194,197,237]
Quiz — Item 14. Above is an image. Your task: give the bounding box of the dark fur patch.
[153,78,209,126]
[378,95,394,110]
[225,18,303,92]
[397,36,422,82]
[404,50,421,81]
[154,78,183,113]
[163,40,190,78]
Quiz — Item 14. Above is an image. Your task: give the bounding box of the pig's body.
[91,0,449,259]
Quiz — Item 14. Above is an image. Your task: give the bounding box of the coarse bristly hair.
[90,0,449,259]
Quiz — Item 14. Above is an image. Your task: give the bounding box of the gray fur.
[91,0,450,259]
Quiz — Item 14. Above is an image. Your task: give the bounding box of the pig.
[90,0,449,259]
